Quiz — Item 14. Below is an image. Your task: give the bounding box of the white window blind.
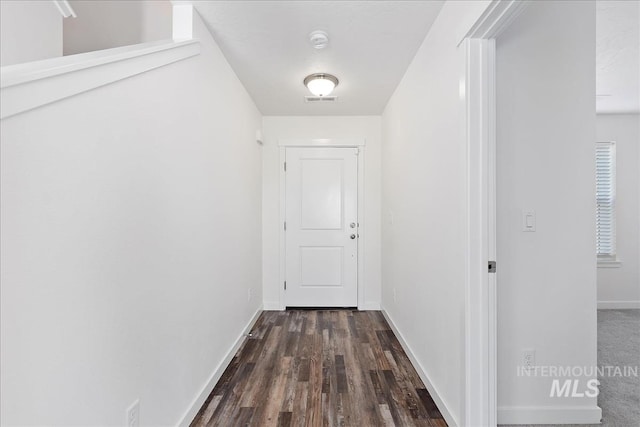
[596,142,616,258]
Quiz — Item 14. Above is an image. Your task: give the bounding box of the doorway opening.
[278,141,366,310]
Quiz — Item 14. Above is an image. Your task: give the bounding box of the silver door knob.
[350,222,356,228]
[350,234,356,239]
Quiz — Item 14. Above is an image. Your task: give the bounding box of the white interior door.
[285,147,358,307]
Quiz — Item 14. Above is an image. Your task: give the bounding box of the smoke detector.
[309,31,329,49]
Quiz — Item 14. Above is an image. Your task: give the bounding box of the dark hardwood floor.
[191,310,447,427]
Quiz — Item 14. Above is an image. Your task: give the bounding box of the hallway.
[2,1,635,425]
[191,310,446,427]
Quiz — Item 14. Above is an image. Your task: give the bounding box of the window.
[596,142,617,262]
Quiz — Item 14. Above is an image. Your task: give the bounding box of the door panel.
[300,159,343,230]
[285,147,358,307]
[300,247,343,286]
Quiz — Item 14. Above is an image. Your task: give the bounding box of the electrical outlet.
[523,349,536,371]
[126,400,140,427]
[247,288,252,302]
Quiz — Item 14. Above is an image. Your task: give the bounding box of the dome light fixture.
[304,73,339,97]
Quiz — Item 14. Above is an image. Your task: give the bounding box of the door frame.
[460,1,529,426]
[278,138,366,310]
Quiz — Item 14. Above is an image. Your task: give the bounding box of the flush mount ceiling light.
[304,73,339,97]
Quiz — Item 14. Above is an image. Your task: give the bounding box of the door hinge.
[284,221,287,231]
[284,281,287,290]
[488,261,497,273]
[284,162,287,171]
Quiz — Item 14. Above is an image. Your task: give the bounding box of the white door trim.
[279,138,365,147]
[278,139,366,310]
[462,2,528,426]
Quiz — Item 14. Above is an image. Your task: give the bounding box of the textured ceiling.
[190,1,636,115]
[192,1,445,115]
[596,0,640,114]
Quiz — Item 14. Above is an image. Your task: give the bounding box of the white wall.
[1,11,262,427]
[380,2,492,425]
[496,1,600,424]
[0,0,62,67]
[597,113,640,308]
[64,0,173,56]
[261,116,382,310]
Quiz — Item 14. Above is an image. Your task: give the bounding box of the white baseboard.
[381,308,459,427]
[498,405,602,425]
[597,300,640,309]
[177,306,263,427]
[262,301,283,310]
[360,301,381,310]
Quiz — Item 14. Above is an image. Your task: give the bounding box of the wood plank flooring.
[191,310,447,427]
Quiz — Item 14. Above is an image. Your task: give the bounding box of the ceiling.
[188,1,637,116]
[192,1,445,116]
[596,0,640,114]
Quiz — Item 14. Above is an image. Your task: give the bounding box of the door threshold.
[286,306,358,311]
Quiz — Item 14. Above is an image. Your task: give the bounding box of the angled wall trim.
[0,40,200,120]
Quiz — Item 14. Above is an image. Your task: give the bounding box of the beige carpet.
[597,309,640,427]
[500,309,639,427]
